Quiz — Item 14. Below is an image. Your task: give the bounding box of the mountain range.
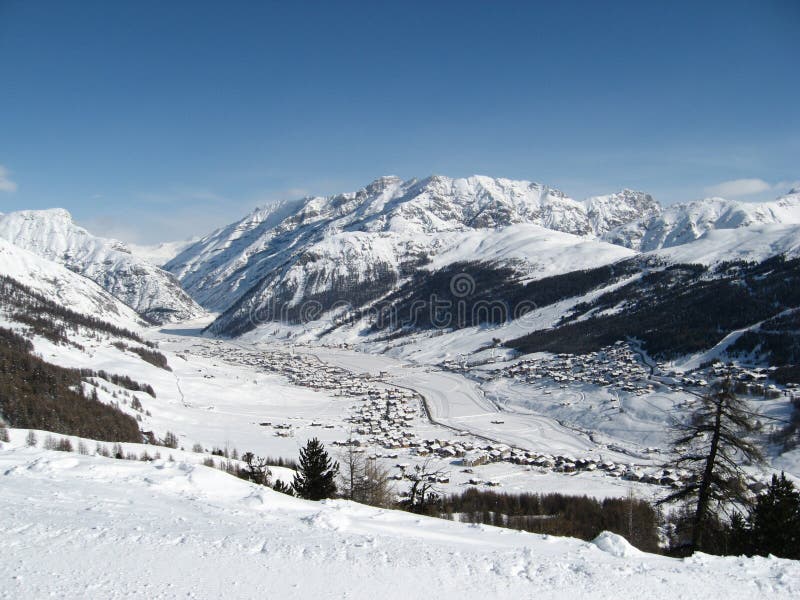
[159,176,800,354]
[2,175,800,365]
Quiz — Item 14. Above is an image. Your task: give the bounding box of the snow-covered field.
[2,446,798,600]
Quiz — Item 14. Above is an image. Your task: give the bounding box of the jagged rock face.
[166,175,650,319]
[604,192,800,251]
[586,190,661,236]
[0,209,204,324]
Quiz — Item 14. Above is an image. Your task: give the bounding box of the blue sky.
[0,0,798,243]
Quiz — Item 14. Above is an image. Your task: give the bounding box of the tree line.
[0,274,151,347]
[0,326,142,443]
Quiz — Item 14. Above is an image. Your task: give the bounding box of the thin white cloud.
[776,180,800,193]
[704,178,771,198]
[0,165,18,193]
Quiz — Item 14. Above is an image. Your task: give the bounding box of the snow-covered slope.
[0,237,144,327]
[651,223,800,266]
[1,447,797,600]
[606,191,800,251]
[165,176,653,328]
[128,238,199,267]
[0,209,204,323]
[427,223,636,277]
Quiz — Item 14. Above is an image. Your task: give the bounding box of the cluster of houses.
[346,387,421,449]
[458,454,700,489]
[493,341,653,394]
[400,437,692,488]
[677,363,786,399]
[655,362,793,401]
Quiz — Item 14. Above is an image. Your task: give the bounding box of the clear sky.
[0,0,798,243]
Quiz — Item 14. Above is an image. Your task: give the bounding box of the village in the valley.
[174,337,797,496]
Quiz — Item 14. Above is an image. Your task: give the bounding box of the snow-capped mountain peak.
[0,237,144,328]
[162,175,661,339]
[0,208,204,323]
[604,192,800,252]
[585,189,661,236]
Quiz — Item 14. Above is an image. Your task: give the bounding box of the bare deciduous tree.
[241,452,272,486]
[339,442,394,507]
[403,459,449,514]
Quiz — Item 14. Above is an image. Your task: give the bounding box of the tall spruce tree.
[660,379,764,553]
[292,438,339,500]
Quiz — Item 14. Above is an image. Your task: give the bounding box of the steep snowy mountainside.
[163,197,315,310]
[426,224,636,278]
[0,209,204,323]
[0,237,144,328]
[584,189,661,235]
[165,175,800,346]
[166,175,655,317]
[605,191,800,251]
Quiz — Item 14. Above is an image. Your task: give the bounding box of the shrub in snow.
[241,452,271,486]
[272,480,294,496]
[161,431,179,449]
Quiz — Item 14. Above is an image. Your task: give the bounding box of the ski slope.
[1,446,797,600]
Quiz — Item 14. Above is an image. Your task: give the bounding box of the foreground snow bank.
[1,447,797,600]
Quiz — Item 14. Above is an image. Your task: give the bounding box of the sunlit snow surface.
[1,446,798,600]
[0,209,204,322]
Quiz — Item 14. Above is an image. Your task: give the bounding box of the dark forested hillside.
[365,259,642,333]
[0,275,148,345]
[0,274,155,441]
[508,256,800,361]
[0,327,142,442]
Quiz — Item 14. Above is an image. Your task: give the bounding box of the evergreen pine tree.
[749,472,800,559]
[292,438,339,500]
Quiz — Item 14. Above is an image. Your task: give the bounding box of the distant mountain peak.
[0,208,204,323]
